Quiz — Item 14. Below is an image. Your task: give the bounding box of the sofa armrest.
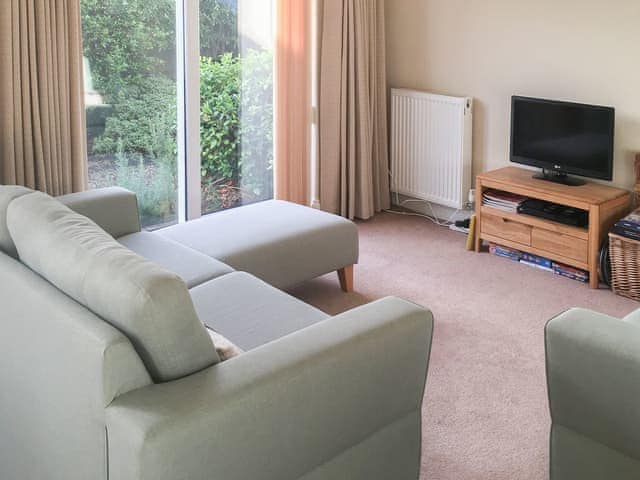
[105,297,434,480]
[545,308,640,460]
[58,187,140,238]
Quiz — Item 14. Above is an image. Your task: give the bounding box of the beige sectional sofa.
[0,185,434,480]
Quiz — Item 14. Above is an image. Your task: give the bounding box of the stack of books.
[612,208,640,241]
[481,189,529,213]
[552,263,589,283]
[489,243,521,261]
[489,242,590,283]
[520,252,552,271]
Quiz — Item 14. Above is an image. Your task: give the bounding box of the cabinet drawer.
[482,213,531,246]
[531,228,588,263]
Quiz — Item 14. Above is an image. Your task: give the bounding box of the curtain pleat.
[318,0,390,220]
[274,0,312,205]
[0,0,87,195]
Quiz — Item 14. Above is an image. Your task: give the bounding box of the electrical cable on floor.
[383,190,461,227]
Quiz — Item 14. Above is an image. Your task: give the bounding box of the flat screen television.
[510,96,615,186]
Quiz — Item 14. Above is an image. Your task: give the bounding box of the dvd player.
[517,199,589,228]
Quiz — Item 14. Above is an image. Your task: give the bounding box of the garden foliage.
[81,0,273,225]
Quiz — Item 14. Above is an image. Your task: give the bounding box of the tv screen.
[510,96,614,181]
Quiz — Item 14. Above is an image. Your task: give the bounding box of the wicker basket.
[609,233,640,301]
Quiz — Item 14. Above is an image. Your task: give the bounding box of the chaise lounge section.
[157,199,358,291]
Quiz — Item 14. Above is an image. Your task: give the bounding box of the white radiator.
[390,89,473,209]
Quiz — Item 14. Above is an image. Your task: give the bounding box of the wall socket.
[463,188,476,210]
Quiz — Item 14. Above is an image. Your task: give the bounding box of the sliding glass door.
[81,0,179,229]
[199,0,275,215]
[81,0,275,228]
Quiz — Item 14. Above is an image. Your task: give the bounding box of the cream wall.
[386,0,640,189]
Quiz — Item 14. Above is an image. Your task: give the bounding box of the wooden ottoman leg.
[337,265,354,293]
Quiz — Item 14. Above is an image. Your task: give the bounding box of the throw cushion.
[206,328,244,361]
[0,185,32,258]
[7,191,219,382]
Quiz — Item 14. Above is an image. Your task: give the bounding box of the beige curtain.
[318,0,390,220]
[274,0,312,205]
[0,0,88,195]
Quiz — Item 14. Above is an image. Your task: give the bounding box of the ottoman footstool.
[158,200,359,291]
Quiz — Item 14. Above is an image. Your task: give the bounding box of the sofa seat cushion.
[159,200,359,289]
[0,185,32,258]
[191,272,329,351]
[118,231,234,288]
[7,192,219,383]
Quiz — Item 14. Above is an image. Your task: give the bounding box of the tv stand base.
[533,169,586,187]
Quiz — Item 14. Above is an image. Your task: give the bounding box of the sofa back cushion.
[0,185,32,258]
[58,187,141,238]
[7,192,219,382]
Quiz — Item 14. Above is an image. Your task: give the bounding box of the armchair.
[545,308,640,479]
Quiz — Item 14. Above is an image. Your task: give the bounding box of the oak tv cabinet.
[474,167,631,288]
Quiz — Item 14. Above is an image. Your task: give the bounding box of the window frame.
[176,1,203,222]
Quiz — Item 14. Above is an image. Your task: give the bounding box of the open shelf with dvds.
[488,243,590,283]
[474,167,631,288]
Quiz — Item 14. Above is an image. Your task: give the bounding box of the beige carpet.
[288,212,637,480]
